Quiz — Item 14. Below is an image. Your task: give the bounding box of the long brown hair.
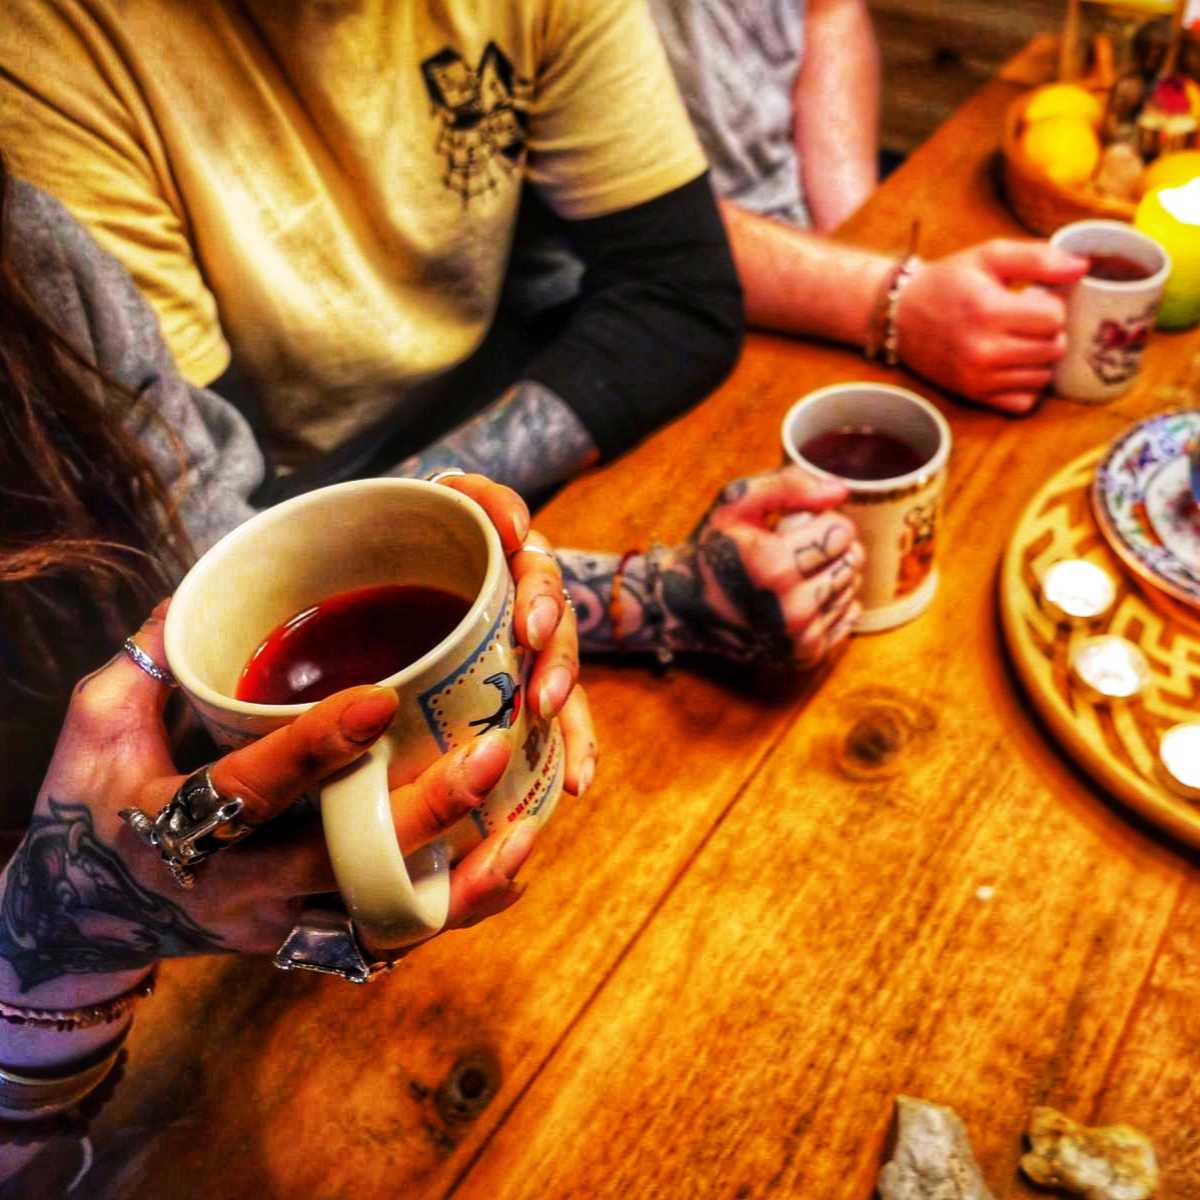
[0,153,192,812]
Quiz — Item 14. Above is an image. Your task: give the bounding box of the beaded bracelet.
[0,967,157,1032]
[880,253,921,367]
[863,220,922,365]
[863,257,904,360]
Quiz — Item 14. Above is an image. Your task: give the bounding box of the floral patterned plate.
[1092,410,1200,612]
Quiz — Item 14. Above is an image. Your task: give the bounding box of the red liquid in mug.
[1086,253,1152,282]
[800,426,927,482]
[236,584,472,705]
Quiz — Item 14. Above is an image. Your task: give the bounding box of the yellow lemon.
[1024,83,1104,128]
[1021,115,1101,187]
[1142,150,1200,195]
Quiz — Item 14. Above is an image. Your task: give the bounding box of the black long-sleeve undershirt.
[524,171,744,460]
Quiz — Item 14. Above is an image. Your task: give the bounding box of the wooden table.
[72,40,1200,1199]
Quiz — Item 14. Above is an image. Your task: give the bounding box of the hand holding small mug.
[665,468,865,668]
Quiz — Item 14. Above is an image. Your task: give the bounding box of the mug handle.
[320,740,451,949]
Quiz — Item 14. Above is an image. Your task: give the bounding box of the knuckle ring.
[424,468,467,485]
[122,638,176,687]
[118,766,253,889]
[274,901,405,984]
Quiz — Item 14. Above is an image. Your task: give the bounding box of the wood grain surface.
[63,41,1200,1200]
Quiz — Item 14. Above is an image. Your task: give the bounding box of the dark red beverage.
[800,426,927,482]
[237,584,472,705]
[1086,253,1152,282]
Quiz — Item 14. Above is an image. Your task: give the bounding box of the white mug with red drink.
[782,383,952,633]
[164,479,563,950]
[1050,219,1171,404]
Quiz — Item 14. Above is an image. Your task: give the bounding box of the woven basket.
[1001,90,1136,236]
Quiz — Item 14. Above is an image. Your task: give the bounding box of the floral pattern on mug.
[1086,301,1157,386]
[895,499,939,598]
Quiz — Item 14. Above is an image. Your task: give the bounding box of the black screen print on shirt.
[421,42,530,205]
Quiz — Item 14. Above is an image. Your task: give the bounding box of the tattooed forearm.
[0,800,224,991]
[392,380,600,501]
[559,540,792,667]
[559,551,662,657]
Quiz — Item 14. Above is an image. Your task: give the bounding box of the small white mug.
[1049,219,1171,404]
[164,479,563,949]
[782,383,952,633]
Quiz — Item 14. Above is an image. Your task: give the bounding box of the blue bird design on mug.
[469,672,521,734]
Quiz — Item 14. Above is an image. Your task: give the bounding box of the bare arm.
[719,201,1089,413]
[795,0,881,231]
[719,200,891,347]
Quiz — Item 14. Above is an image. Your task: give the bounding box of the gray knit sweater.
[10,180,263,551]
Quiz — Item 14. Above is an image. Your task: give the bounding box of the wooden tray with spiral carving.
[999,446,1200,850]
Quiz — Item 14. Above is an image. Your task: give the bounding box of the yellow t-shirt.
[0,0,705,461]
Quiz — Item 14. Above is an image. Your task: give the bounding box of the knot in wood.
[832,688,936,781]
[846,713,905,766]
[436,1048,501,1124]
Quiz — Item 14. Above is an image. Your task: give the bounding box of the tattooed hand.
[564,466,863,669]
[0,602,576,1012]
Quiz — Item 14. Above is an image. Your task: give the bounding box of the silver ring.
[119,766,253,889]
[274,903,404,984]
[122,638,176,687]
[424,468,467,486]
[562,586,575,610]
[511,544,556,560]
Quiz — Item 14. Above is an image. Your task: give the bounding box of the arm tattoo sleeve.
[0,800,225,992]
[391,380,600,501]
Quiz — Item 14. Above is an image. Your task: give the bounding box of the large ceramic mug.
[782,383,952,633]
[164,479,564,949]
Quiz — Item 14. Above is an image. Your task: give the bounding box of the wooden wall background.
[869,0,1067,154]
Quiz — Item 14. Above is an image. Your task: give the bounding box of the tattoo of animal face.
[0,800,225,991]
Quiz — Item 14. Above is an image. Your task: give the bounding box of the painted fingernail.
[513,508,530,544]
[340,688,397,743]
[460,882,526,928]
[495,820,538,880]
[527,595,559,651]
[464,731,510,791]
[576,756,596,798]
[538,667,573,718]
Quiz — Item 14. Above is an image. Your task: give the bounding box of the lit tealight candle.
[1135,176,1200,330]
[1069,635,1150,703]
[1158,722,1200,801]
[1041,559,1116,626]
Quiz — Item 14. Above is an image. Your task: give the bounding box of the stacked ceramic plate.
[1093,410,1200,625]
